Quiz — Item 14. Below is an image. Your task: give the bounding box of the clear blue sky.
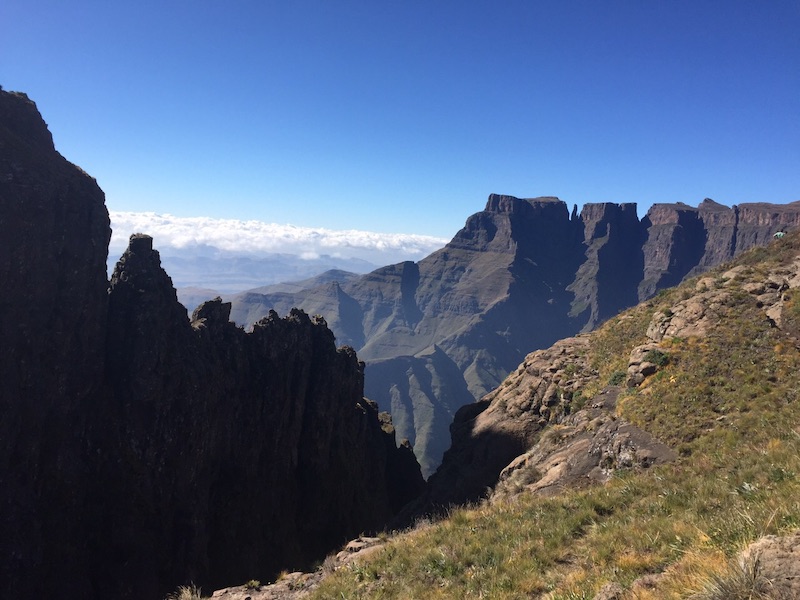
[3,1,799,238]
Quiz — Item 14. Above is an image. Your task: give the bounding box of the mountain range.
[5,86,800,599]
[226,195,800,475]
[264,216,800,600]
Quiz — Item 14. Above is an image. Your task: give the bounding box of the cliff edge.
[0,89,423,600]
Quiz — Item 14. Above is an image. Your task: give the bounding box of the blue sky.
[2,1,799,240]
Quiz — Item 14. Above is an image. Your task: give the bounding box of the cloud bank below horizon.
[109,212,450,264]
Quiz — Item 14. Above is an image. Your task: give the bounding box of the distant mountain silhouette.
[230,195,800,475]
[176,269,361,315]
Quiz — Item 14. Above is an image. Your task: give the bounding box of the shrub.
[608,371,626,385]
[571,390,587,411]
[643,349,670,367]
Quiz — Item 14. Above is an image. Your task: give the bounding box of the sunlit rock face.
[0,89,423,600]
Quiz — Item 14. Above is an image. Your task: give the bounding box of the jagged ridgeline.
[228,195,800,476]
[307,229,800,600]
[0,90,423,600]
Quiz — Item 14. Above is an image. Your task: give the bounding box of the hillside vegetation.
[303,232,800,599]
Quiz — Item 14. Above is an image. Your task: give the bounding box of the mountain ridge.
[257,228,800,600]
[229,194,800,475]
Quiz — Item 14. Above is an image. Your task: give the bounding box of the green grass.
[309,235,800,599]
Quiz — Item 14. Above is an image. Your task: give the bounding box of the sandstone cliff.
[0,90,423,600]
[229,194,800,475]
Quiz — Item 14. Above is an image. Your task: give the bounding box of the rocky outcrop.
[394,334,676,521]
[228,195,800,476]
[737,530,800,599]
[209,535,391,600]
[0,90,423,600]
[491,387,675,503]
[97,236,424,597]
[396,335,599,516]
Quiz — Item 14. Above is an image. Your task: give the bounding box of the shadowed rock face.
[0,90,423,600]
[229,195,800,475]
[98,238,423,596]
[0,91,111,599]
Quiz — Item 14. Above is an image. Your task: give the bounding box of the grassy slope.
[310,234,800,599]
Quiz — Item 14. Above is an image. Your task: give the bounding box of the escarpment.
[411,231,800,520]
[230,194,800,475]
[0,89,423,600]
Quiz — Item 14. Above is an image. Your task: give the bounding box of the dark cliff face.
[0,90,423,600]
[0,91,110,411]
[0,91,111,598]
[734,201,800,253]
[639,199,800,298]
[640,203,699,296]
[568,202,644,329]
[97,235,423,596]
[228,193,800,477]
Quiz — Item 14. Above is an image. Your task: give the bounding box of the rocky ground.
[209,536,390,599]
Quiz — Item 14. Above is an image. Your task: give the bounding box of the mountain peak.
[0,89,56,154]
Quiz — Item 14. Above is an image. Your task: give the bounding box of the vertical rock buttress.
[0,90,111,598]
[98,235,423,596]
[0,90,423,600]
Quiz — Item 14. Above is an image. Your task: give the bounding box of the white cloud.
[109,211,449,264]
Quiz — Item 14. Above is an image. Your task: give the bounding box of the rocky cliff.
[0,90,423,600]
[404,229,800,525]
[229,194,800,475]
[0,90,111,598]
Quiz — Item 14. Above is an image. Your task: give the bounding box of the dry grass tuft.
[165,583,205,600]
[689,553,781,600]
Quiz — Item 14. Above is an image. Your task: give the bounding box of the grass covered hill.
[282,230,800,599]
